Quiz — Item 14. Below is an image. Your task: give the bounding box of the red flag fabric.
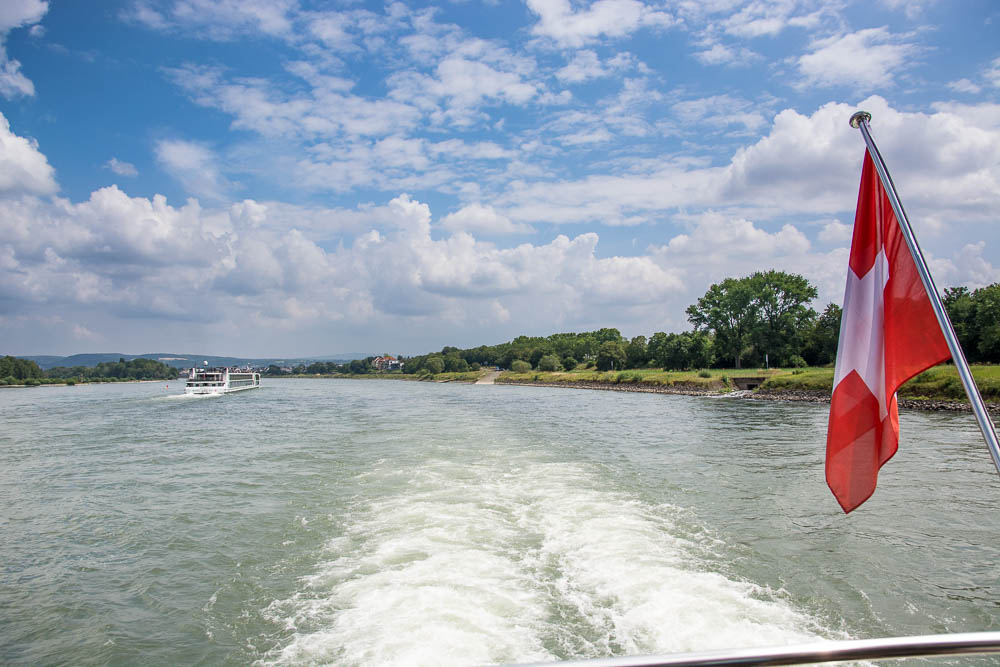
[826,150,950,513]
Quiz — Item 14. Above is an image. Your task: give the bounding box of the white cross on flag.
[826,150,950,513]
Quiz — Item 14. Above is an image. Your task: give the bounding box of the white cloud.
[526,0,676,47]
[72,324,103,342]
[557,50,606,82]
[0,0,48,98]
[0,0,48,32]
[168,64,422,139]
[795,27,919,91]
[671,94,767,133]
[154,139,229,201]
[127,0,296,40]
[105,157,138,177]
[722,0,820,38]
[819,220,851,243]
[947,78,981,95]
[439,203,534,235]
[0,112,57,195]
[987,57,1000,89]
[499,96,1000,234]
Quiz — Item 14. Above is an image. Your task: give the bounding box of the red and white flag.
[826,150,950,513]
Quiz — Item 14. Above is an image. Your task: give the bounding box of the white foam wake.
[264,450,828,666]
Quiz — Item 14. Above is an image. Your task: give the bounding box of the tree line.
[1,356,178,385]
[394,271,1000,375]
[5,275,999,384]
[401,270,841,374]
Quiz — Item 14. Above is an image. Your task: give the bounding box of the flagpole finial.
[850,111,872,129]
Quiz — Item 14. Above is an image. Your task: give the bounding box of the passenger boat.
[184,366,260,395]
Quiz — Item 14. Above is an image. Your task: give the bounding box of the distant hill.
[20,352,375,370]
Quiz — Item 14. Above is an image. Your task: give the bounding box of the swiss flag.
[826,150,950,513]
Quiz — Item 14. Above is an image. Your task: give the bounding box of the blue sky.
[1,0,998,358]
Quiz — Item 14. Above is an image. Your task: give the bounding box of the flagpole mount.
[849,111,871,128]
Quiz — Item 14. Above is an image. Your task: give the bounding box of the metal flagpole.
[849,110,1000,477]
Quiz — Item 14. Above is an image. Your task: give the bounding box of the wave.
[262,446,831,666]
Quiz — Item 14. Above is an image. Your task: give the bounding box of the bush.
[469,362,481,371]
[697,369,712,378]
[65,379,76,386]
[537,354,561,372]
[511,360,532,373]
[562,357,578,371]
[787,355,808,368]
[24,378,41,386]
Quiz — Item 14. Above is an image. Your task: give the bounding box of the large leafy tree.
[973,284,1000,362]
[750,270,818,366]
[687,271,818,368]
[625,335,648,368]
[686,277,759,369]
[943,286,977,358]
[802,303,842,366]
[595,340,626,371]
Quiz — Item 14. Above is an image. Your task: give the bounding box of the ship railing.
[512,631,1000,667]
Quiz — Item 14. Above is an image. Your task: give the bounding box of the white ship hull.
[185,368,261,395]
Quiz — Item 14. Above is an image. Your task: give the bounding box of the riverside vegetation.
[6,271,1000,404]
[271,271,1000,408]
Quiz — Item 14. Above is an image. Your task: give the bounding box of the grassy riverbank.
[493,364,1000,403]
[267,364,1000,407]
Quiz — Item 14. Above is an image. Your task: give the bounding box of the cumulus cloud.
[0,0,48,98]
[498,96,1000,240]
[439,203,534,235]
[818,220,851,243]
[795,27,919,91]
[0,112,57,195]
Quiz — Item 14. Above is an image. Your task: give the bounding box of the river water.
[1,379,998,665]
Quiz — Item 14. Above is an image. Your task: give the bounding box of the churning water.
[1,379,998,665]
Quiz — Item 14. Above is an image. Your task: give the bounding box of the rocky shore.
[495,378,1000,415]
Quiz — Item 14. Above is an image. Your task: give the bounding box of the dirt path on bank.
[475,370,502,384]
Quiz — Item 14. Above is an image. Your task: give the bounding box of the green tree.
[685,331,714,369]
[424,356,445,374]
[647,332,670,368]
[625,335,648,368]
[687,277,759,369]
[562,356,578,371]
[443,354,469,372]
[944,286,977,360]
[0,356,43,380]
[687,271,818,368]
[510,359,531,373]
[749,270,818,366]
[973,284,1000,362]
[596,340,626,371]
[802,303,842,366]
[537,354,561,372]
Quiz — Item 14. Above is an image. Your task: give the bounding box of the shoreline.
[495,378,1000,415]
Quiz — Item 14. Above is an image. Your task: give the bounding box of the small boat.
[185,366,260,395]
